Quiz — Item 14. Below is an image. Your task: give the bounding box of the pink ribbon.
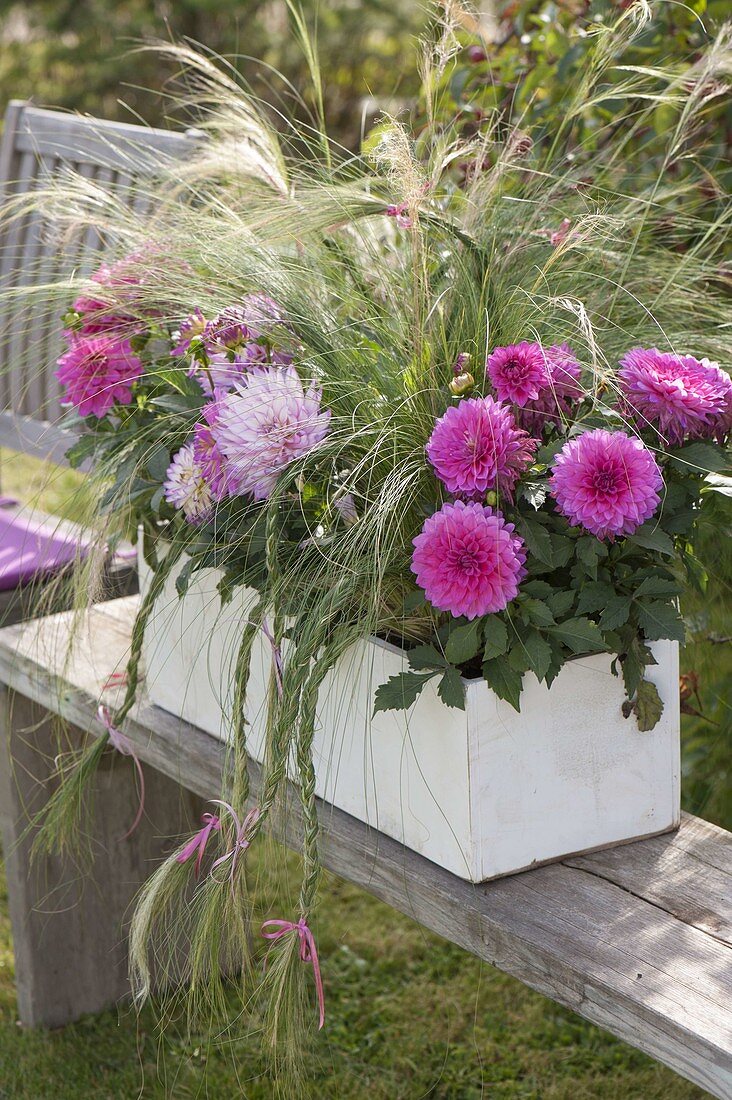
[97,705,145,839]
[210,802,260,886]
[260,617,284,699]
[261,918,325,1029]
[176,812,221,877]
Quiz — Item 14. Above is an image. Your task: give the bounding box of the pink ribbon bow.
[176,812,221,877]
[97,704,145,839]
[261,918,325,1029]
[210,802,260,887]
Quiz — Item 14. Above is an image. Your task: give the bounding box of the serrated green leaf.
[628,523,674,555]
[483,616,509,660]
[437,667,466,710]
[576,581,616,614]
[482,658,523,711]
[522,630,553,681]
[636,599,685,643]
[523,580,553,599]
[620,636,657,697]
[550,534,574,567]
[146,445,171,482]
[547,590,576,618]
[576,537,607,579]
[669,441,730,474]
[521,597,555,627]
[407,644,448,671]
[64,434,98,469]
[547,616,607,654]
[632,678,665,731]
[599,596,632,630]
[634,576,682,599]
[444,620,482,665]
[373,670,436,714]
[517,517,554,567]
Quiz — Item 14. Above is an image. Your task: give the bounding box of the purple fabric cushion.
[0,509,88,591]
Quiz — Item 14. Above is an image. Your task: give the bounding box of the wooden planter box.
[139,556,681,882]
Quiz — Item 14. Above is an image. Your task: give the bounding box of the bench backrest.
[0,100,194,466]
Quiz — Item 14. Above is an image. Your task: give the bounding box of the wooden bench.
[0,101,195,622]
[0,597,729,1097]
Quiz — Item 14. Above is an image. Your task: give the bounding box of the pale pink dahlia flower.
[618,347,732,446]
[411,500,526,619]
[426,396,538,499]
[56,335,143,418]
[550,428,662,541]
[212,367,331,500]
[163,444,213,524]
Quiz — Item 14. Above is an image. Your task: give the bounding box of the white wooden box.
[139,556,681,882]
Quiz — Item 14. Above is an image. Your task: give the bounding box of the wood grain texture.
[0,599,730,1097]
[0,687,204,1027]
[0,100,198,460]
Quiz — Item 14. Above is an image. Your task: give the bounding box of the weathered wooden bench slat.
[0,598,729,1099]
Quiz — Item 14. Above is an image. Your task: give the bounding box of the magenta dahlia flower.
[618,347,732,446]
[56,334,143,418]
[212,366,331,500]
[163,444,213,524]
[487,343,548,406]
[518,343,584,435]
[426,396,538,499]
[550,429,662,541]
[487,341,584,434]
[411,501,526,619]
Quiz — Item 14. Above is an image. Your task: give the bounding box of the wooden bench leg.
[0,686,202,1028]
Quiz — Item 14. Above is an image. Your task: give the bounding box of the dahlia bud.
[485,491,498,507]
[449,352,475,396]
[467,45,487,63]
[450,370,475,396]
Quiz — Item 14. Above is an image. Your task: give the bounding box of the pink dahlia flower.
[411,500,526,619]
[518,343,583,435]
[72,249,160,337]
[618,347,732,446]
[163,444,213,524]
[426,396,538,499]
[487,341,584,434]
[56,334,143,418]
[487,342,548,406]
[212,367,331,500]
[192,419,240,501]
[550,428,662,541]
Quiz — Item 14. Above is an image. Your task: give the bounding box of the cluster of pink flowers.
[410,333,730,618]
[174,300,294,399]
[56,252,152,418]
[486,341,583,434]
[417,397,536,618]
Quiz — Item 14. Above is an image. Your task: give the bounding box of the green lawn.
[0,448,727,1099]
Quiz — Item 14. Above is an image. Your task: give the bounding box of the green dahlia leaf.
[547,617,607,654]
[373,671,436,714]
